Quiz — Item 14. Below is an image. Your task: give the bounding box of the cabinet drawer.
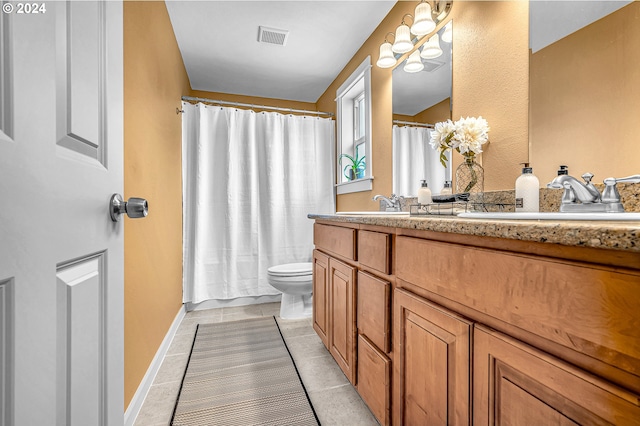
[314,223,356,260]
[357,271,391,353]
[474,325,640,425]
[396,236,640,379]
[358,230,391,274]
[357,334,391,426]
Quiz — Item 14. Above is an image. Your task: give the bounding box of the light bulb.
[441,21,452,43]
[376,42,397,68]
[404,50,424,73]
[411,2,436,36]
[392,24,413,54]
[420,33,442,59]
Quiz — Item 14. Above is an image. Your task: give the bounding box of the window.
[336,56,372,194]
[354,92,365,143]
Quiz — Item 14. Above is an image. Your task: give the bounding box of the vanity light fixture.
[441,21,452,43]
[392,14,414,54]
[420,33,443,59]
[376,32,398,68]
[375,0,453,69]
[411,1,436,36]
[403,50,425,73]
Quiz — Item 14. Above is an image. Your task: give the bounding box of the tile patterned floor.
[133,302,379,426]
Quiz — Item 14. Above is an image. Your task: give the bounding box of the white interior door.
[0,2,124,425]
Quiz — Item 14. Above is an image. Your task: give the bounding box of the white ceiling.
[166,0,397,103]
[530,0,631,53]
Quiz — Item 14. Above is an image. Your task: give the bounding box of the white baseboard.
[186,294,282,311]
[124,305,186,426]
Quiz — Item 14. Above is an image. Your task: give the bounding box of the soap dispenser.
[418,180,432,205]
[440,180,453,195]
[515,163,539,212]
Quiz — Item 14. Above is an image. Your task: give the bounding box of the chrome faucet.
[547,173,600,204]
[547,172,640,212]
[373,194,404,212]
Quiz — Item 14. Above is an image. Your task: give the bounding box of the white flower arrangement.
[429,116,490,167]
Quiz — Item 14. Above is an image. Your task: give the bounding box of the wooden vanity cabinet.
[393,288,472,426]
[312,223,358,385]
[474,325,640,425]
[314,219,640,425]
[313,222,394,423]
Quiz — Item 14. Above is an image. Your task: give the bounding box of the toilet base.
[279,293,313,319]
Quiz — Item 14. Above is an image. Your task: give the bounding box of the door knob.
[110,194,149,222]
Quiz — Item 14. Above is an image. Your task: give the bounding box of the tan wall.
[393,97,451,124]
[189,90,318,116]
[530,2,640,184]
[414,98,452,125]
[123,1,190,408]
[450,1,529,191]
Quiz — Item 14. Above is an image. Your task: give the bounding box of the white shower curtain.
[392,125,445,196]
[182,103,335,303]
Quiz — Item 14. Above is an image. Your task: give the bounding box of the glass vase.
[456,156,484,195]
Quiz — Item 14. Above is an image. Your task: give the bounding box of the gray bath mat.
[171,316,320,425]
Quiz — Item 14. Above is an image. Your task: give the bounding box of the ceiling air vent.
[422,59,445,73]
[258,26,289,46]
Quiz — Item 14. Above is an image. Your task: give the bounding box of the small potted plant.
[339,153,366,181]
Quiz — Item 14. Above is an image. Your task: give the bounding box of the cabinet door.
[312,250,330,349]
[474,325,640,425]
[393,289,472,426]
[329,257,357,384]
[358,334,391,426]
[357,271,391,353]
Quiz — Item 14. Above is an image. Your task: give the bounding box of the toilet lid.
[268,262,313,277]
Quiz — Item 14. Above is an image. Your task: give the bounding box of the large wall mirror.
[529,1,639,184]
[392,22,453,197]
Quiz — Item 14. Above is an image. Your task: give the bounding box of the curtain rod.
[181,96,334,117]
[393,120,434,128]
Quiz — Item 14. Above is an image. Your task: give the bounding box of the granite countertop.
[308,213,640,253]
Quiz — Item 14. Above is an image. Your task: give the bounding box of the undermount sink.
[336,211,409,216]
[457,212,640,221]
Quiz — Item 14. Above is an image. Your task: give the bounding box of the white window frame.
[335,56,373,195]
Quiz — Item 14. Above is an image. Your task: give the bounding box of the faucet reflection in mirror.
[376,0,453,69]
[430,116,490,194]
[373,194,405,212]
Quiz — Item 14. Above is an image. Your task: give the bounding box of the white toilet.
[267,262,313,319]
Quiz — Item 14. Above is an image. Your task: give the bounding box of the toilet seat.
[267,262,312,277]
[267,262,314,319]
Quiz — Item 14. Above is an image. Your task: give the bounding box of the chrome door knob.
[110,194,149,222]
